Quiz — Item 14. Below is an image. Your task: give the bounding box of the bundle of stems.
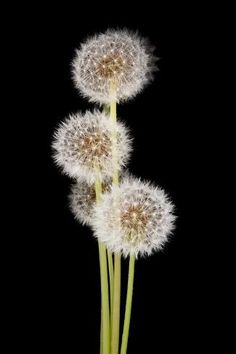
[96,99,134,354]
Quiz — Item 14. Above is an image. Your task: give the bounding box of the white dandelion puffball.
[69,179,111,226]
[52,110,131,183]
[69,173,129,226]
[92,178,176,258]
[72,29,156,104]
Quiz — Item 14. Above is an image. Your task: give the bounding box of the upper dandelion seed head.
[72,29,157,104]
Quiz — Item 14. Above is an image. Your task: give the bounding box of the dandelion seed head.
[69,172,128,226]
[92,177,176,258]
[52,110,132,183]
[72,29,157,104]
[69,179,110,226]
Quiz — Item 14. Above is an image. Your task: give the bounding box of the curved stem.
[95,178,110,354]
[120,255,135,354]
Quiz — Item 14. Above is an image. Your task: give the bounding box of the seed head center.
[96,53,128,79]
[121,204,149,241]
[78,129,111,163]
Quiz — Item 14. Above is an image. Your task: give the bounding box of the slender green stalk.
[96,179,103,354]
[95,178,110,354]
[103,104,114,337]
[103,102,114,339]
[107,250,114,328]
[98,241,110,354]
[110,100,119,185]
[100,317,103,354]
[120,255,135,354]
[103,104,110,115]
[111,254,121,354]
[110,98,121,354]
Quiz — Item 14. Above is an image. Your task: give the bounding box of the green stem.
[95,179,110,354]
[111,254,121,354]
[103,104,110,115]
[120,255,135,354]
[103,102,114,343]
[100,316,103,354]
[110,100,119,185]
[107,250,114,329]
[110,98,121,354]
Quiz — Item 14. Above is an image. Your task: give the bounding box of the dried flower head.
[52,110,131,183]
[92,178,175,258]
[72,29,156,104]
[69,172,128,226]
[69,179,110,226]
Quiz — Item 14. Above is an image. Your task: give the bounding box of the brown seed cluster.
[121,204,149,243]
[95,52,132,80]
[119,191,165,246]
[79,42,136,94]
[65,127,112,169]
[72,29,156,104]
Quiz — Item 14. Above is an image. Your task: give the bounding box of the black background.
[9,3,235,353]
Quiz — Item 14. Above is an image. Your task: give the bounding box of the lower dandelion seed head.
[52,110,132,183]
[91,177,176,258]
[72,29,157,104]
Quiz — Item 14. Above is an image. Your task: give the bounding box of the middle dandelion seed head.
[52,110,132,183]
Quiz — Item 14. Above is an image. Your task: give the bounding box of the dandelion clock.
[72,29,157,104]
